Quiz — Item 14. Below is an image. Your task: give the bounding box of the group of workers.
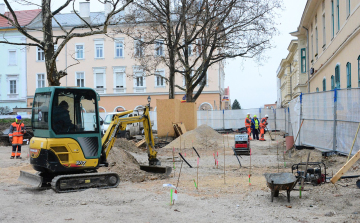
[245,113,268,141]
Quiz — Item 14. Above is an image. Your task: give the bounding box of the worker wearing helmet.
[259,114,269,141]
[251,115,260,140]
[245,113,253,140]
[8,115,26,159]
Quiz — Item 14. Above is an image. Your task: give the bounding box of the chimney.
[0,4,5,15]
[104,1,112,16]
[79,2,90,18]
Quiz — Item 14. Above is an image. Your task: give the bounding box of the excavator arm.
[101,106,160,166]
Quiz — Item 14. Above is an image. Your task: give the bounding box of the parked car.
[101,111,141,139]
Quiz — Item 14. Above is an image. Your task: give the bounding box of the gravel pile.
[164,124,225,150]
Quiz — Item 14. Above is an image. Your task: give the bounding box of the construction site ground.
[1,132,360,222]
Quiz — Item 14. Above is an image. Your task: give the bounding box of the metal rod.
[347,122,360,162]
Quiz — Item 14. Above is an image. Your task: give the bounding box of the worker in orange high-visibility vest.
[8,115,26,159]
[259,114,269,141]
[245,113,253,140]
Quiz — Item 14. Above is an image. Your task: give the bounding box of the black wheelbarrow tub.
[264,173,299,203]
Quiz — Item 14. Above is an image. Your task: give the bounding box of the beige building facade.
[25,3,225,112]
[277,40,307,107]
[291,0,360,92]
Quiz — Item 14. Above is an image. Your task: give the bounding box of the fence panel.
[275,108,286,131]
[336,89,360,155]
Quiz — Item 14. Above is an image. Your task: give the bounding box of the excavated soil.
[164,124,224,150]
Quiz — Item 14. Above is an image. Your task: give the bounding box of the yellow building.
[291,0,360,92]
[277,40,307,107]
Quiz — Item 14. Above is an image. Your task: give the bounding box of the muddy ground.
[0,133,360,223]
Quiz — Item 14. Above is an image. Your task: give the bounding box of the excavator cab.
[20,86,170,192]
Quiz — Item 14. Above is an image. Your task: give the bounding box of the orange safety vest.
[260,118,267,127]
[245,117,251,127]
[9,122,26,146]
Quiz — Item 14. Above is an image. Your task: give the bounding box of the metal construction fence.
[3,88,359,156]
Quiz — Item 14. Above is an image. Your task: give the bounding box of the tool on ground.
[265,126,275,141]
[18,87,171,192]
[264,173,299,203]
[347,122,360,162]
[233,134,250,156]
[292,162,326,186]
[299,152,310,198]
[231,146,241,167]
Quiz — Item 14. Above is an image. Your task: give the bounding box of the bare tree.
[0,0,133,86]
[118,0,281,102]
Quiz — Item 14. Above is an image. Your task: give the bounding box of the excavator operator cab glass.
[32,92,51,130]
[51,89,99,134]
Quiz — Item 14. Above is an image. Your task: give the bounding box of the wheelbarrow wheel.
[271,191,274,202]
[287,190,291,203]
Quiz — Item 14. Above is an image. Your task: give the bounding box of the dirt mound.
[114,138,144,153]
[164,124,224,150]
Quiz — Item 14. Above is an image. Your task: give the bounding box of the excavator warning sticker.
[76,161,87,166]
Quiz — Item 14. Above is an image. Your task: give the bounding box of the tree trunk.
[168,49,175,99]
[42,0,59,86]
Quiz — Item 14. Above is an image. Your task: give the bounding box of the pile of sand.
[164,124,224,150]
[100,139,166,182]
[114,138,145,153]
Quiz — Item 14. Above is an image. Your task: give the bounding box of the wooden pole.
[197,157,199,190]
[172,147,175,178]
[331,149,360,184]
[277,141,279,173]
[347,122,360,162]
[290,119,305,150]
[300,152,310,198]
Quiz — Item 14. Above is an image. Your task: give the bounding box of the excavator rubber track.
[51,172,120,193]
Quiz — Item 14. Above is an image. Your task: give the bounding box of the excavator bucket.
[18,171,43,187]
[140,165,172,176]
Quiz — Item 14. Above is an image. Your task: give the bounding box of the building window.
[322,78,326,91]
[37,47,44,61]
[95,73,104,88]
[115,72,124,88]
[301,48,306,73]
[155,40,164,56]
[9,50,16,65]
[331,0,334,38]
[316,87,319,92]
[358,56,360,87]
[115,40,124,58]
[134,39,144,57]
[95,43,104,58]
[155,70,165,87]
[315,27,318,55]
[336,0,340,31]
[311,34,314,60]
[76,44,84,59]
[37,73,45,88]
[331,75,335,90]
[346,0,351,17]
[135,76,144,87]
[346,62,351,88]
[10,80,16,94]
[335,64,340,89]
[76,72,85,87]
[322,14,326,46]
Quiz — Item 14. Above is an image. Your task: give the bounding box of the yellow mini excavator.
[19,87,171,192]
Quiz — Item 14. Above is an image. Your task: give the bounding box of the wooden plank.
[179,123,187,134]
[173,123,181,137]
[330,149,360,184]
[135,138,146,147]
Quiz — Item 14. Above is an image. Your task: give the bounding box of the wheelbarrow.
[264,173,299,203]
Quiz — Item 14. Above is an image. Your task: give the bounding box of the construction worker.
[245,113,253,140]
[9,115,26,159]
[259,114,269,141]
[251,115,260,140]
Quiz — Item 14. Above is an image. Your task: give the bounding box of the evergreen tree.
[232,99,241,109]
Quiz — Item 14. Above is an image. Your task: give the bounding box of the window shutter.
[96,73,103,88]
[116,72,123,87]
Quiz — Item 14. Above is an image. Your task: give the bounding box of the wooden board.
[135,138,146,147]
[330,149,360,184]
[178,123,187,134]
[173,123,182,136]
[179,102,197,131]
[157,99,181,137]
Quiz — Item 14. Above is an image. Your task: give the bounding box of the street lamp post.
[147,95,151,110]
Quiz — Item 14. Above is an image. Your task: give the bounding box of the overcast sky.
[224,0,307,109]
[2,0,307,109]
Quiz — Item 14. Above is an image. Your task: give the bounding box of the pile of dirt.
[164,124,224,150]
[113,138,145,153]
[100,140,166,183]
